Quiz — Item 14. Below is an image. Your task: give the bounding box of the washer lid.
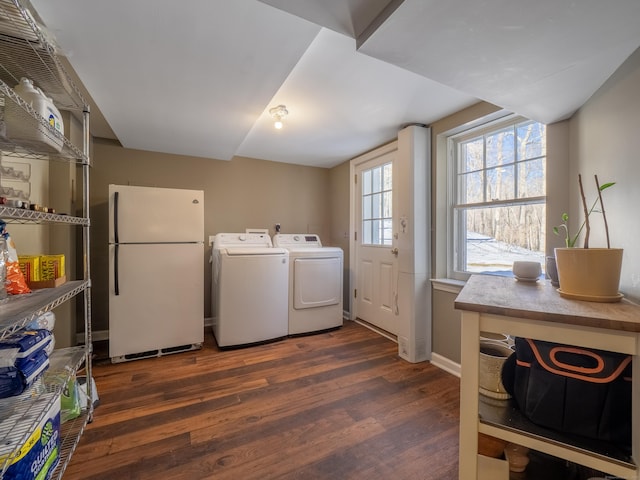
[224,247,287,256]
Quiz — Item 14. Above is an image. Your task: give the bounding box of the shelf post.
[82,105,94,419]
[633,334,640,470]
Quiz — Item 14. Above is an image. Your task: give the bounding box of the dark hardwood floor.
[65,321,460,479]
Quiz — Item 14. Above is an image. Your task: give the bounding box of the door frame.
[349,126,432,363]
[349,140,398,321]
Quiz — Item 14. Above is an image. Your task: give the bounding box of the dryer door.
[293,257,342,309]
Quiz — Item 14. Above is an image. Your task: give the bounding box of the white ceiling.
[29,0,640,168]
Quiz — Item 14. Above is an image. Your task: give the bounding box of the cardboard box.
[28,275,66,290]
[17,256,40,283]
[39,255,65,281]
[0,392,61,480]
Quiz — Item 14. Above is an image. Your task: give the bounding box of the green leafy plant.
[553,174,615,248]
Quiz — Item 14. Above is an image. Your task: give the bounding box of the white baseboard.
[353,319,397,343]
[77,330,109,343]
[430,352,461,378]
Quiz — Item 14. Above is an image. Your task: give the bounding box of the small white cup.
[512,261,542,280]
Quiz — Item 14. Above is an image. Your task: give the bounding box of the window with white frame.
[449,117,546,279]
[362,162,392,245]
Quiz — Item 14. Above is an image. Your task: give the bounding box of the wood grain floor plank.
[63,321,460,479]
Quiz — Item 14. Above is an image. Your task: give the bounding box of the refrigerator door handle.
[113,190,120,244]
[114,244,120,296]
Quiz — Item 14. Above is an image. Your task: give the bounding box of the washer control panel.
[214,232,274,248]
[273,234,322,248]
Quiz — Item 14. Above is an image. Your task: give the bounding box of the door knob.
[391,247,399,256]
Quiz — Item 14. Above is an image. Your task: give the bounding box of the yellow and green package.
[60,375,81,423]
[43,370,81,423]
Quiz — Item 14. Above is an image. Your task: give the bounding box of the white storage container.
[5,78,64,153]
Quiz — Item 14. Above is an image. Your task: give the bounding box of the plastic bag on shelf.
[44,367,81,423]
[61,375,81,422]
[43,333,55,356]
[0,329,52,365]
[0,347,18,368]
[77,376,99,409]
[26,311,56,331]
[0,365,23,398]
[0,236,7,301]
[0,220,31,294]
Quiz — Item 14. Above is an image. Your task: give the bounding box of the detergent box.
[0,391,61,480]
[17,256,40,283]
[39,255,64,281]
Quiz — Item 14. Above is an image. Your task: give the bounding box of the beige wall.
[569,46,640,302]
[429,47,640,365]
[90,140,332,333]
[328,160,351,314]
[432,288,460,364]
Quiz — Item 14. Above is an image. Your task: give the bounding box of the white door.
[294,257,342,309]
[109,184,204,243]
[109,242,204,358]
[355,151,398,335]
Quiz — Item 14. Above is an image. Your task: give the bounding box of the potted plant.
[552,174,623,302]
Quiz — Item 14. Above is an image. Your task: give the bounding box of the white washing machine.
[272,234,343,335]
[212,233,289,347]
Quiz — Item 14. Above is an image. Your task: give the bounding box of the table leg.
[459,311,481,479]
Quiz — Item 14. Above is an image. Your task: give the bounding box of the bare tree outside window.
[452,120,546,276]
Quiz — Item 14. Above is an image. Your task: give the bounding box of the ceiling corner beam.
[356,0,405,50]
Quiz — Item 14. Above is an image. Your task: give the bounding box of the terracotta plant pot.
[554,248,623,302]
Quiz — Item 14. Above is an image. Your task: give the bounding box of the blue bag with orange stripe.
[506,337,632,446]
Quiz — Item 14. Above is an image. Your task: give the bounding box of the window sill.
[430,278,466,294]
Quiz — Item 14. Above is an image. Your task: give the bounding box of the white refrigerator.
[108,184,205,362]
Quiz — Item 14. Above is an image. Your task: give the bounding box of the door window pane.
[372,192,382,218]
[363,195,372,219]
[383,163,392,189]
[361,162,392,245]
[372,166,382,193]
[363,170,372,195]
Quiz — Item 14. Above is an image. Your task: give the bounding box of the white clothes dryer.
[272,234,343,335]
[212,233,288,347]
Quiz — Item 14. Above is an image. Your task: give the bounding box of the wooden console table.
[455,274,639,479]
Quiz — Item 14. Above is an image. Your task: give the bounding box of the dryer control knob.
[293,235,300,241]
[239,235,246,241]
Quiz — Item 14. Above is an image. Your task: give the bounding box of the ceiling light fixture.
[269,104,288,129]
